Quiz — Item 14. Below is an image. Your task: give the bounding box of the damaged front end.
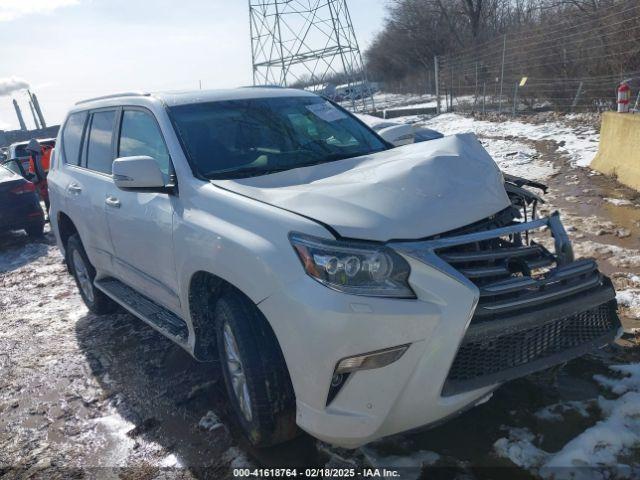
[393,174,621,397]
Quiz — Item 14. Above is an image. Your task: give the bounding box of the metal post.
[449,56,454,112]
[498,34,506,113]
[473,62,479,111]
[482,82,486,114]
[434,56,440,114]
[571,81,584,111]
[512,82,519,116]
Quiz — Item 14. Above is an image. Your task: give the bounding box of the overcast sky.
[0,0,387,131]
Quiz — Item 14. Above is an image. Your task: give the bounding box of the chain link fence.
[434,2,640,116]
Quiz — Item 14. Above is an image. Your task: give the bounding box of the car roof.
[10,137,56,148]
[156,87,316,106]
[74,87,318,110]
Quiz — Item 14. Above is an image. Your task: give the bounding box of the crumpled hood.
[212,133,511,241]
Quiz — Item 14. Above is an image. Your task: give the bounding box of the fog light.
[335,344,410,375]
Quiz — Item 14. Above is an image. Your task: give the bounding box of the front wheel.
[215,289,298,447]
[66,234,117,315]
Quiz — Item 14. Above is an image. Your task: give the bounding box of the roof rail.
[239,84,287,89]
[75,92,150,105]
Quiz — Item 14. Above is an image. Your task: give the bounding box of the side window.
[86,110,116,174]
[61,111,88,165]
[118,110,171,176]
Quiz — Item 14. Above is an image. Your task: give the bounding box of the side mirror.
[377,124,415,147]
[112,156,166,191]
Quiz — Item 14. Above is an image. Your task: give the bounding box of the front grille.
[390,209,620,396]
[442,300,619,395]
[430,210,599,322]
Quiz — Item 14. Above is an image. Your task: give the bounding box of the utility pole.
[248,0,375,112]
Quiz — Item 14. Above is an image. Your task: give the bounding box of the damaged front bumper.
[263,205,619,448]
[392,210,621,397]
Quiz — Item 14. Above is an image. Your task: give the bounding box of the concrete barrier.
[592,112,640,191]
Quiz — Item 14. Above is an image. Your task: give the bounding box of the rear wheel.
[66,234,117,315]
[215,289,298,447]
[25,222,45,238]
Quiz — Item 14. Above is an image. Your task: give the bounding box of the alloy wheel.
[72,250,94,303]
[223,322,253,422]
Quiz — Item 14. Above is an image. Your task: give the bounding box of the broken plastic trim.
[391,211,573,287]
[334,344,410,375]
[326,344,410,406]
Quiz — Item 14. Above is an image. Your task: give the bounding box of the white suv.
[49,88,620,448]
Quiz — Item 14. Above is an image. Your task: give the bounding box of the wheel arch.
[188,270,269,361]
[56,211,79,272]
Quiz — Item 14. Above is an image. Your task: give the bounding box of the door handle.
[105,196,121,208]
[68,183,82,194]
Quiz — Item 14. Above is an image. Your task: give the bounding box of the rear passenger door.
[104,108,180,312]
[63,109,118,273]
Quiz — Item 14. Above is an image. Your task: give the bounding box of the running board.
[95,278,189,342]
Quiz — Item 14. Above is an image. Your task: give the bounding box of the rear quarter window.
[62,111,88,165]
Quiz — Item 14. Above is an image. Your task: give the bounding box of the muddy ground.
[2,118,640,479]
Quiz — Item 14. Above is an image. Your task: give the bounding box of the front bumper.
[260,213,619,448]
[259,253,496,448]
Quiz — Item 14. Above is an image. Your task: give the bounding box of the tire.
[215,289,298,447]
[25,222,45,238]
[66,234,118,315]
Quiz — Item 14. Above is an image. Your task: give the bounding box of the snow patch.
[92,413,137,467]
[479,138,556,181]
[160,453,182,467]
[604,198,635,207]
[0,242,49,273]
[494,428,547,470]
[198,410,224,431]
[616,289,640,318]
[572,241,640,269]
[422,113,598,167]
[222,446,253,469]
[495,364,640,477]
[534,400,592,422]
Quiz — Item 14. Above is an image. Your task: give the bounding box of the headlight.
[289,233,415,298]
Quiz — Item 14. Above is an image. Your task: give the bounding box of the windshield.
[168,96,388,179]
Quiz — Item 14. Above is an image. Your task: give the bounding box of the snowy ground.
[2,105,640,478]
[372,92,438,111]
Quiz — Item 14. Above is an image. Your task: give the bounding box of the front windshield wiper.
[206,166,293,180]
[206,149,382,180]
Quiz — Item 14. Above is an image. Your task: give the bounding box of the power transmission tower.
[248,0,375,112]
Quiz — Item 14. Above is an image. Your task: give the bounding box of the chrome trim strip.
[480,275,602,312]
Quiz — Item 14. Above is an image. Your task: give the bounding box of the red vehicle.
[4,138,55,214]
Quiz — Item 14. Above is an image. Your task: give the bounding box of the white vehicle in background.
[304,82,336,98]
[334,80,378,102]
[356,113,444,146]
[48,87,620,448]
